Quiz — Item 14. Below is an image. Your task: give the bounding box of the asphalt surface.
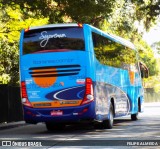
[0,102,160,149]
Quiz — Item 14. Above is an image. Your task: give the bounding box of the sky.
[143,22,160,45]
[143,22,160,58]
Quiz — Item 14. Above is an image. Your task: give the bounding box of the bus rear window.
[23,27,85,54]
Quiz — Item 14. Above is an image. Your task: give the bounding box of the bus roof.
[27,23,136,50]
[109,33,136,50]
[87,24,136,50]
[28,23,79,30]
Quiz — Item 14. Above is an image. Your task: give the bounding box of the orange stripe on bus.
[31,100,82,108]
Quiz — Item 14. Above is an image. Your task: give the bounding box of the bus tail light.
[21,81,32,107]
[81,78,94,105]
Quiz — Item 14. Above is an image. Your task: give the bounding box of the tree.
[1,0,160,29]
[0,40,19,84]
[0,0,116,25]
[54,0,116,25]
[134,0,160,30]
[151,41,160,54]
[0,4,48,85]
[136,39,158,76]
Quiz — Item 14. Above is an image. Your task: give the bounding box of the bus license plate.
[51,110,63,116]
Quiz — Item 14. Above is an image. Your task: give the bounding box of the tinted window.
[23,27,85,54]
[92,32,138,70]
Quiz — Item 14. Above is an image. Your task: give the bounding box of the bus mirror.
[139,62,149,78]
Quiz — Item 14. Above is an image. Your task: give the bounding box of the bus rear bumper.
[23,102,95,124]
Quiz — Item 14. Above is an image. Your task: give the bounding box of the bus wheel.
[131,113,139,121]
[45,122,65,131]
[102,104,114,129]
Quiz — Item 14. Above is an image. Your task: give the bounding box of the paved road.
[0,102,160,148]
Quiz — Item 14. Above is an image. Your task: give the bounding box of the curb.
[0,121,26,130]
[144,102,160,107]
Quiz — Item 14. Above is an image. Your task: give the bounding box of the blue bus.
[19,23,148,130]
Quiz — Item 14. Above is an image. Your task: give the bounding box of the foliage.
[0,0,116,25]
[0,4,48,85]
[143,75,160,93]
[1,0,160,29]
[151,41,160,54]
[54,0,116,25]
[0,5,49,41]
[0,40,18,84]
[134,0,160,31]
[100,1,137,38]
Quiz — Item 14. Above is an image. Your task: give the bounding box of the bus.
[19,23,148,130]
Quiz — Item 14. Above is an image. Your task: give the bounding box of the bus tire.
[102,104,114,129]
[46,122,65,131]
[131,113,138,121]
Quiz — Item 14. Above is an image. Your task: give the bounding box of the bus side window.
[139,62,149,78]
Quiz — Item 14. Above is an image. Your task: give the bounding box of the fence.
[144,88,160,103]
[0,85,23,123]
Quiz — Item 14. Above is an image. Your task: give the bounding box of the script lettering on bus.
[39,31,66,47]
